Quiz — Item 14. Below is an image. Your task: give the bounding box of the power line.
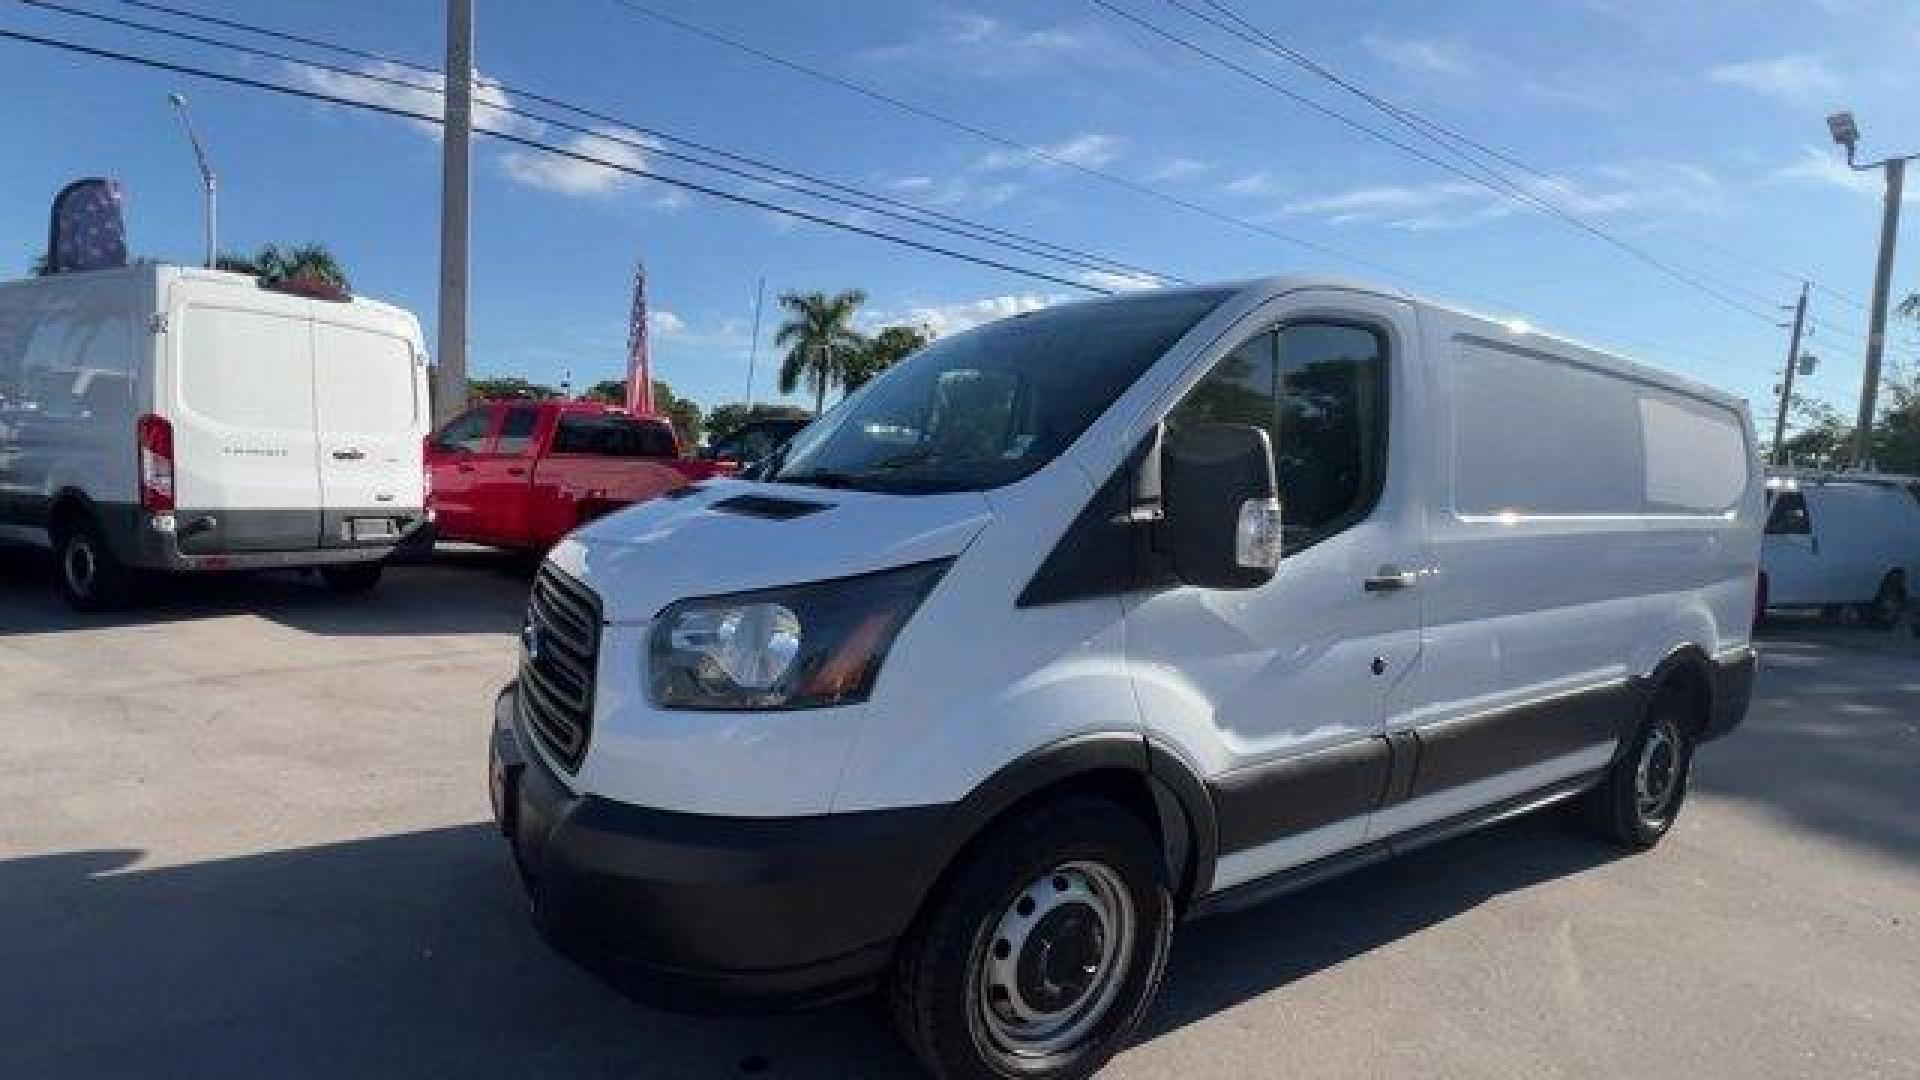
[41,0,1178,285]
[1092,0,1780,325]
[0,26,1116,295]
[1181,0,1886,320]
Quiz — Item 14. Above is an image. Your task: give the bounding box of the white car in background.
[0,263,430,608]
[1760,472,1920,628]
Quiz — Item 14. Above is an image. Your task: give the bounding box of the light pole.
[1826,110,1915,470]
[435,0,474,424]
[167,93,216,268]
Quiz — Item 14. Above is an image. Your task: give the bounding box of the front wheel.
[319,561,385,594]
[889,798,1174,1080]
[1580,683,1695,849]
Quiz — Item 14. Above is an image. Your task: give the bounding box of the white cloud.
[1364,35,1477,79]
[857,10,1147,81]
[1149,157,1210,182]
[1278,161,1725,231]
[863,293,1063,337]
[283,61,680,202]
[648,309,687,336]
[499,126,653,196]
[1707,54,1841,104]
[885,132,1119,211]
[976,132,1121,173]
[1224,170,1280,197]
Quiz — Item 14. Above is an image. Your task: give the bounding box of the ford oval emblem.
[521,614,540,660]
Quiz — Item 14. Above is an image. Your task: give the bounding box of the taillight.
[137,413,175,512]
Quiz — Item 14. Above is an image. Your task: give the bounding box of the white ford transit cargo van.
[489,276,1761,1079]
[1761,471,1920,628]
[0,264,430,608]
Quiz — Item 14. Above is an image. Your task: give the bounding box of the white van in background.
[1761,472,1920,628]
[0,264,430,609]
[488,275,1762,1079]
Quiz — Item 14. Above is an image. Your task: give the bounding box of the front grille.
[519,562,603,773]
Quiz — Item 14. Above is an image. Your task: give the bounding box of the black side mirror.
[1159,423,1282,590]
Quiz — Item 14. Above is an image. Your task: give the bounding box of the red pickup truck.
[426,399,732,552]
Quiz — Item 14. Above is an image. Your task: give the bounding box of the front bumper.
[488,684,948,1012]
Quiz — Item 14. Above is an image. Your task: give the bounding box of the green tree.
[218,243,350,291]
[467,376,557,402]
[775,288,866,413]
[706,402,812,441]
[845,323,931,392]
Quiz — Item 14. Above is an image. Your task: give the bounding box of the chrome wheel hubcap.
[973,860,1135,1058]
[1635,722,1681,822]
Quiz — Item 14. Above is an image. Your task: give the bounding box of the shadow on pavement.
[0,542,532,638]
[0,808,1621,1078]
[1693,625,1920,868]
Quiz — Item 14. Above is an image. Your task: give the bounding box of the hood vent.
[710,494,832,520]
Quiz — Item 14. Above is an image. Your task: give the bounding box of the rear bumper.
[111,506,424,571]
[1703,646,1757,742]
[488,684,948,1012]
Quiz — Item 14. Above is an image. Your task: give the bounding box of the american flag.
[49,177,128,274]
[625,260,656,416]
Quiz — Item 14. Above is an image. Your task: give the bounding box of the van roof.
[1196,273,1748,412]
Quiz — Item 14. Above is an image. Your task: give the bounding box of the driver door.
[427,404,497,541]
[1126,292,1426,893]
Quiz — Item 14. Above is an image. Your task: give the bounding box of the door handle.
[507,467,527,477]
[331,448,365,461]
[456,463,476,473]
[1363,567,1418,593]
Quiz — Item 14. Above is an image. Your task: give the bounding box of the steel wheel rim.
[1635,720,1681,822]
[971,860,1136,1059]
[64,538,97,596]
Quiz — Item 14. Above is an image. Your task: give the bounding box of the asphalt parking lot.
[2,549,1915,1080]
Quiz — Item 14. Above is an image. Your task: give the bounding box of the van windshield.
[771,289,1231,495]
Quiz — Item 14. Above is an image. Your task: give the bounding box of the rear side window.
[552,413,676,457]
[1170,322,1387,551]
[179,306,313,430]
[495,406,539,454]
[1766,490,1811,535]
[434,408,493,453]
[313,322,416,434]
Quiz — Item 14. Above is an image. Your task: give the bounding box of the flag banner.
[626,260,657,416]
[47,177,129,274]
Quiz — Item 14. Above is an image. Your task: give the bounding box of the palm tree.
[844,324,931,393]
[774,288,866,413]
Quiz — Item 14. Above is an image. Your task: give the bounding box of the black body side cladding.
[1404,680,1636,799]
[1703,646,1757,742]
[1209,737,1389,852]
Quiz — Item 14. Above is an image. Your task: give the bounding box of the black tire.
[889,798,1174,1080]
[51,513,140,611]
[319,560,384,594]
[1859,573,1906,631]
[1580,682,1695,849]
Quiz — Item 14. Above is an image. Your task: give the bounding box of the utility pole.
[434,0,473,424]
[167,93,216,268]
[744,275,765,407]
[1772,282,1810,466]
[1824,111,1914,470]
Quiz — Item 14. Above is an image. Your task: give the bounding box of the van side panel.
[0,268,145,537]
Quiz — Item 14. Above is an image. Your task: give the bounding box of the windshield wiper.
[773,469,869,491]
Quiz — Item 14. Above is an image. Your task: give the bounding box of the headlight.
[649,559,950,710]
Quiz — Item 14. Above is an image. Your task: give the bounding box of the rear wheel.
[52,513,139,611]
[889,798,1174,1080]
[1581,682,1695,849]
[1859,572,1906,631]
[319,561,384,594]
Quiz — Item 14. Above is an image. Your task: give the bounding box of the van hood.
[549,479,994,623]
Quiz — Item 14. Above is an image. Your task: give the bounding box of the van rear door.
[169,291,323,553]
[312,314,424,547]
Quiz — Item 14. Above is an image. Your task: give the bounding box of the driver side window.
[1169,322,1388,553]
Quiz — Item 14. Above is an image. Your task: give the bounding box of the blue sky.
[3,0,1918,426]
